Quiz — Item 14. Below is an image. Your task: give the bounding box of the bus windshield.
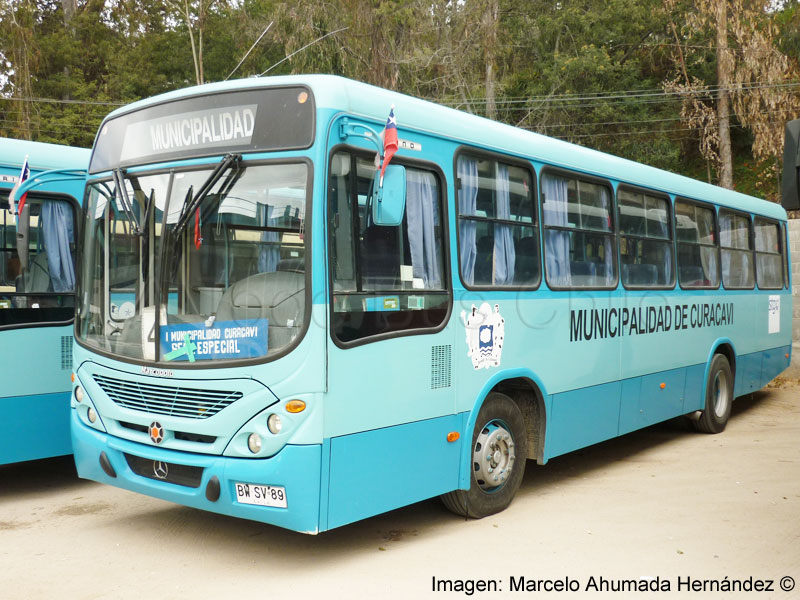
[78,160,309,364]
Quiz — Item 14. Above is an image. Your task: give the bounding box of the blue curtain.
[406,169,441,288]
[41,200,75,292]
[258,204,280,273]
[457,157,478,285]
[542,175,571,287]
[493,164,515,285]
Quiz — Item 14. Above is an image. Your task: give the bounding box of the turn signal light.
[70,372,75,383]
[660,383,666,389]
[285,400,306,413]
[446,431,460,443]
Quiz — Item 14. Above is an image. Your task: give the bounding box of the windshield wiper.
[112,168,143,236]
[172,153,241,236]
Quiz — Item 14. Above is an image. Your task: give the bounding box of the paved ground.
[1,380,798,600]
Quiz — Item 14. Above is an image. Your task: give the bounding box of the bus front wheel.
[693,353,733,434]
[441,392,527,518]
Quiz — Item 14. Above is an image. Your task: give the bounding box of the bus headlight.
[75,386,84,402]
[247,433,262,454]
[267,414,282,435]
[87,407,97,423]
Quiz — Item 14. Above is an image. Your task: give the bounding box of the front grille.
[175,431,216,444]
[124,453,204,488]
[119,421,148,434]
[118,421,216,444]
[93,375,243,419]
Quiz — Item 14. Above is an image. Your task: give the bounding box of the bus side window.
[754,217,783,289]
[542,171,615,289]
[329,150,449,344]
[675,200,719,288]
[719,209,754,289]
[456,153,539,288]
[618,188,674,288]
[0,197,77,324]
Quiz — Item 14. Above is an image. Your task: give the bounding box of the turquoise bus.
[71,76,792,533]
[1,138,88,465]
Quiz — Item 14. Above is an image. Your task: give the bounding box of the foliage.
[0,0,797,200]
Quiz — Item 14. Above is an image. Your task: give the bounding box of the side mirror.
[16,203,30,270]
[372,164,406,226]
[782,119,800,211]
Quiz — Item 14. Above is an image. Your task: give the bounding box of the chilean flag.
[9,155,30,221]
[379,106,398,186]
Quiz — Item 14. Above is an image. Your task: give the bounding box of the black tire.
[441,392,527,518]
[693,353,733,434]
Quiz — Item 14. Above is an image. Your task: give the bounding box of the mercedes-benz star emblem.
[149,421,164,444]
[153,461,169,480]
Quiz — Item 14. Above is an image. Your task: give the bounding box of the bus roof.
[0,137,90,173]
[98,74,787,221]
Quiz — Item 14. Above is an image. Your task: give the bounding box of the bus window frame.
[674,196,721,291]
[326,143,453,350]
[453,146,541,291]
[75,156,314,370]
[539,165,618,292]
[753,215,784,291]
[781,222,790,290]
[718,207,756,291]
[616,184,676,291]
[0,189,81,332]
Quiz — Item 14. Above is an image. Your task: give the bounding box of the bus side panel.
[618,367,686,435]
[326,414,463,530]
[735,351,763,397]
[0,392,71,465]
[761,345,791,388]
[682,363,706,413]
[545,381,621,460]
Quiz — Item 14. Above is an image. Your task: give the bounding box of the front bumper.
[71,410,322,533]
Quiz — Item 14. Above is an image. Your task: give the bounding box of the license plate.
[234,482,287,508]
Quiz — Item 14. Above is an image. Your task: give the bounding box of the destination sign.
[89,86,315,173]
[120,104,258,161]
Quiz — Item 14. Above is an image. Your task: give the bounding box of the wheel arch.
[458,368,549,490]
[705,338,737,399]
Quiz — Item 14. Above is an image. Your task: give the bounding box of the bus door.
[324,144,458,527]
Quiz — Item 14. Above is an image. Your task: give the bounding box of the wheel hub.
[473,421,516,491]
[713,370,730,417]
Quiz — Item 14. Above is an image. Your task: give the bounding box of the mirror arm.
[338,118,383,158]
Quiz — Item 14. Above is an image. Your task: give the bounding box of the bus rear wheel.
[693,353,733,434]
[441,392,527,518]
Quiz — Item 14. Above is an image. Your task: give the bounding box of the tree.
[663,0,800,194]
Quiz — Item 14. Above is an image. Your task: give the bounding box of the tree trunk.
[183,0,202,85]
[484,0,498,120]
[62,0,77,101]
[716,0,733,189]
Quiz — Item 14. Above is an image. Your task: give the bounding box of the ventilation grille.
[61,336,73,370]
[93,375,242,419]
[431,345,452,389]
